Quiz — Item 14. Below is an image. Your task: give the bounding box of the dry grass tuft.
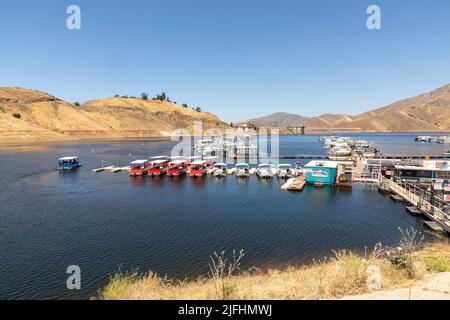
[98,242,450,300]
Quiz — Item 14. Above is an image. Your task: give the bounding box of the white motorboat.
[213,163,228,178]
[256,164,273,179]
[277,164,293,179]
[235,163,250,178]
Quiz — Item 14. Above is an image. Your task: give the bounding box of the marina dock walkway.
[388,179,450,234]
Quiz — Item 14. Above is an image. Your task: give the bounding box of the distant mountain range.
[1,84,449,144]
[240,84,450,132]
[239,112,309,128]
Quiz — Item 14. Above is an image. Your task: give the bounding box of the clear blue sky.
[0,0,449,122]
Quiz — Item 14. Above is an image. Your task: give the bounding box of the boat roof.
[170,160,186,165]
[191,160,206,165]
[58,157,79,161]
[150,159,168,164]
[131,160,148,164]
[170,156,185,160]
[304,160,339,168]
[214,163,227,167]
[278,164,292,168]
[186,156,202,160]
[150,156,168,160]
[203,156,218,160]
[258,163,272,167]
[395,165,450,172]
[236,163,249,167]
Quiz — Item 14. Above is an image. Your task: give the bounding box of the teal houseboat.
[304,160,338,185]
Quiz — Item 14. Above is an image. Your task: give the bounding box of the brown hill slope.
[305,114,354,128]
[0,88,226,143]
[306,84,450,132]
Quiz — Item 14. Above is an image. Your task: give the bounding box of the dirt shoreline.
[342,272,450,300]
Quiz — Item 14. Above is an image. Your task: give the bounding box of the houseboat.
[235,163,250,178]
[148,159,169,176]
[188,160,207,177]
[167,160,187,177]
[58,157,81,171]
[213,163,228,178]
[394,160,450,189]
[304,160,339,185]
[130,160,149,176]
[277,164,293,179]
[256,164,274,179]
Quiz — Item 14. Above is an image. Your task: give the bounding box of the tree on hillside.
[141,92,149,100]
[195,107,202,113]
[74,102,80,106]
[182,103,188,108]
[153,92,167,101]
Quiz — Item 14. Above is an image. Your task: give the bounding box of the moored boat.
[213,163,228,178]
[130,160,149,176]
[256,164,274,179]
[188,160,207,177]
[167,160,187,177]
[58,157,81,171]
[336,173,353,188]
[235,163,250,178]
[277,164,293,179]
[148,159,169,176]
[295,161,304,176]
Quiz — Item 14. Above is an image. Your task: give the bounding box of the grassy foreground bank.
[98,238,450,300]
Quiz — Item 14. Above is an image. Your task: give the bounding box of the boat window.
[400,170,432,178]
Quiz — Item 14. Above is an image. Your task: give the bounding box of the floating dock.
[281,178,296,191]
[92,166,130,173]
[424,221,445,233]
[388,179,450,234]
[405,206,422,215]
[288,176,306,191]
[390,194,404,202]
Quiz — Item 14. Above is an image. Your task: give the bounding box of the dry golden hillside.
[0,88,226,143]
[305,114,354,128]
[306,84,450,132]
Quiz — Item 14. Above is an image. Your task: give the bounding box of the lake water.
[0,133,448,299]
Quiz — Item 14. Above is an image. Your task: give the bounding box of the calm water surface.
[0,133,448,299]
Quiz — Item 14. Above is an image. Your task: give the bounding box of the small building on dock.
[304,160,339,185]
[394,160,450,186]
[394,160,450,205]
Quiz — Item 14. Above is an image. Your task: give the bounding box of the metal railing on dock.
[388,178,450,233]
